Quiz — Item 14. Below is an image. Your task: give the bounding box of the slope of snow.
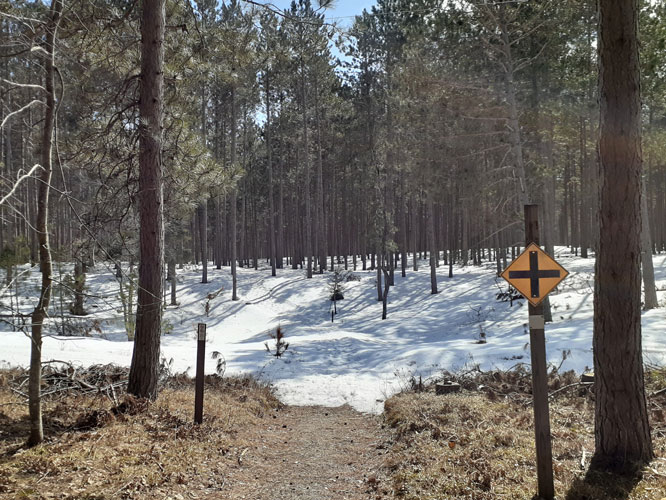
[1,249,665,414]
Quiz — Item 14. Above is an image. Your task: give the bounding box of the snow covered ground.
[1,248,665,414]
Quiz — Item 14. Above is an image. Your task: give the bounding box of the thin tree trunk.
[71,260,86,315]
[214,195,222,269]
[300,59,313,279]
[411,196,418,271]
[313,74,326,274]
[198,200,207,283]
[641,178,658,309]
[28,0,62,446]
[381,265,390,320]
[168,258,177,306]
[230,87,239,301]
[265,75,276,277]
[427,194,438,294]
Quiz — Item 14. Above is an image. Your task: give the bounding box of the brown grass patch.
[0,370,280,499]
[383,369,666,500]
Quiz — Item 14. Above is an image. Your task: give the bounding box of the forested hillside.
[1,0,665,488]
[2,0,665,293]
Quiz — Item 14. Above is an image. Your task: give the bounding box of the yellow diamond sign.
[501,243,568,306]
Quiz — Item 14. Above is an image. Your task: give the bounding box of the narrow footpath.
[218,405,391,500]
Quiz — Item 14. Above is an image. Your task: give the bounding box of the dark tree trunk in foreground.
[593,0,652,469]
[28,0,62,446]
[128,0,165,400]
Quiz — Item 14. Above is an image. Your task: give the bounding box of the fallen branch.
[548,382,593,400]
[651,387,666,398]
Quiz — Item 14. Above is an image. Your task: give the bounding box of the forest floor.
[0,368,389,500]
[1,367,666,499]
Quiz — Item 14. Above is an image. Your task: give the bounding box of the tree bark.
[381,265,390,319]
[593,0,653,468]
[265,74,276,277]
[128,0,165,400]
[300,59,313,279]
[230,87,239,300]
[427,194,438,294]
[28,0,62,446]
[641,178,658,310]
[168,258,177,306]
[313,73,326,274]
[198,200,208,283]
[71,260,86,316]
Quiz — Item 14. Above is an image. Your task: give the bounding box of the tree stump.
[435,382,461,395]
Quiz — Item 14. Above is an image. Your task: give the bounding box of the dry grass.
[0,370,281,499]
[3,366,666,500]
[383,369,666,500]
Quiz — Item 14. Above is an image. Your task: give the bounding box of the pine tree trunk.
[427,194,438,294]
[230,87,239,300]
[128,0,165,400]
[300,61,313,279]
[198,200,207,283]
[594,0,653,468]
[641,178,658,309]
[313,74,326,274]
[381,265,390,320]
[498,4,528,208]
[214,195,222,269]
[376,258,382,302]
[168,258,177,306]
[411,196,418,271]
[72,260,86,316]
[265,75,276,277]
[192,214,199,265]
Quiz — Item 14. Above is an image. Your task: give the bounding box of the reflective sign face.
[501,243,568,306]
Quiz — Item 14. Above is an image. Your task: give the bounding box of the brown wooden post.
[524,204,555,500]
[194,323,206,424]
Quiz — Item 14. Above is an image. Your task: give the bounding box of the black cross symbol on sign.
[508,251,561,298]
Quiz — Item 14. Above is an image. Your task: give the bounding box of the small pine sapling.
[211,351,226,377]
[265,326,289,358]
[328,266,347,315]
[204,287,224,317]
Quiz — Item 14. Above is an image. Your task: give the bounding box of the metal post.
[524,204,555,500]
[194,323,206,424]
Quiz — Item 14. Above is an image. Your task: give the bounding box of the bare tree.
[27,0,63,447]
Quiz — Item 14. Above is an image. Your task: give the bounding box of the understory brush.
[383,367,666,499]
[0,367,280,498]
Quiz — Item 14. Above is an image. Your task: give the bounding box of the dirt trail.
[219,405,390,500]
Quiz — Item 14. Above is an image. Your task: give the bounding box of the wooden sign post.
[194,323,206,424]
[501,205,568,500]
